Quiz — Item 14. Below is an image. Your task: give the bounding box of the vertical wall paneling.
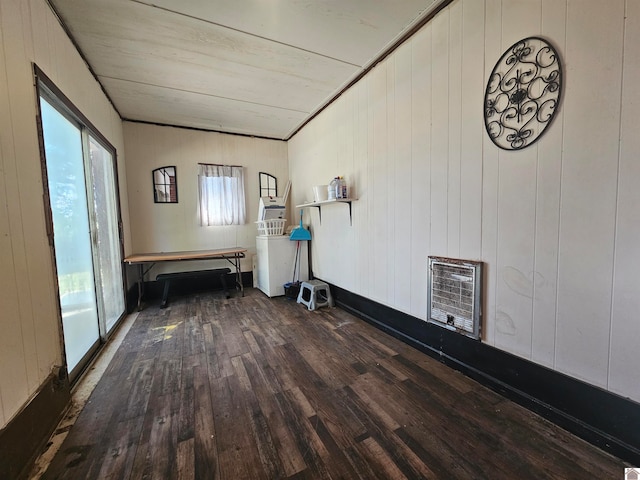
[329,94,344,280]
[1,0,125,427]
[429,9,450,256]
[331,92,356,289]
[393,42,413,312]
[304,114,327,281]
[43,1,60,81]
[289,121,324,278]
[7,0,43,381]
[447,0,462,259]
[287,0,640,404]
[1,0,43,412]
[0,137,9,424]
[459,0,484,261]
[28,0,51,73]
[555,1,623,387]
[409,26,432,319]
[366,74,376,300]
[493,1,540,359]
[385,57,397,303]
[0,8,27,426]
[364,75,376,299]
[20,0,62,387]
[609,0,640,400]
[481,0,500,346]
[354,77,370,297]
[344,89,358,290]
[530,0,566,368]
[308,108,338,283]
[370,62,389,303]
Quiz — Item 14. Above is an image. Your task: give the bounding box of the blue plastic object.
[289,210,311,241]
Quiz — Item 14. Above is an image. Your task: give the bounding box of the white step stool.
[297,280,334,311]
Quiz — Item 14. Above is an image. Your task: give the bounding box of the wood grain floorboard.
[41,288,627,479]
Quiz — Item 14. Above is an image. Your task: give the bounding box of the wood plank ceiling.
[49,0,445,140]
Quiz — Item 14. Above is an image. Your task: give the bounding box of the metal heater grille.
[427,257,482,340]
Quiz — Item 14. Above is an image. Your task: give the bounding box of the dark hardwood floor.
[42,288,626,479]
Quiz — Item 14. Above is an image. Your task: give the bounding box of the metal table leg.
[137,263,144,311]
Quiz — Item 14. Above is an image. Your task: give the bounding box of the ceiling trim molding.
[122,118,285,142]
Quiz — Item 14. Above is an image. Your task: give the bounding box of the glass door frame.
[34,65,127,382]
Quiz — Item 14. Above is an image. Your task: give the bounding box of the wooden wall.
[0,0,127,428]
[123,122,288,276]
[288,0,640,403]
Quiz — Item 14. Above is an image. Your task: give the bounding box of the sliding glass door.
[38,82,125,381]
[41,99,100,374]
[88,137,125,332]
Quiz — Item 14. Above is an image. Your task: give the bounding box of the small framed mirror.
[152,166,178,203]
[259,172,277,197]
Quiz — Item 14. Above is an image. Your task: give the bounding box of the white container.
[337,177,348,199]
[257,196,286,221]
[256,218,286,236]
[328,177,338,200]
[255,235,309,297]
[313,185,328,202]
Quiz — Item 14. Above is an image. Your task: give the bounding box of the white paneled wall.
[0,0,127,427]
[555,1,624,390]
[610,0,640,401]
[288,0,640,403]
[124,122,288,275]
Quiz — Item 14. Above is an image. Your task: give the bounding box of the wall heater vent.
[427,256,483,340]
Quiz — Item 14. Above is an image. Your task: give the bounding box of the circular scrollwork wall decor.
[484,37,562,150]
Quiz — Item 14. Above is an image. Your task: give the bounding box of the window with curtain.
[198,164,246,226]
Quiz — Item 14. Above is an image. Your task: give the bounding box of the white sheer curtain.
[198,164,246,226]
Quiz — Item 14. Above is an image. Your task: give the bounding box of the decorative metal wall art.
[484,37,562,150]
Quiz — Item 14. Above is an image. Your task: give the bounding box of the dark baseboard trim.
[329,283,640,465]
[0,369,70,480]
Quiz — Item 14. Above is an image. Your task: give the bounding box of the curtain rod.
[198,162,242,168]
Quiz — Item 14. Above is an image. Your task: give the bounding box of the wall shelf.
[296,198,357,225]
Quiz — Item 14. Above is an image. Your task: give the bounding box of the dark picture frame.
[152,166,178,203]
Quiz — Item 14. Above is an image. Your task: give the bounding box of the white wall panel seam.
[479,0,486,261]
[445,1,459,259]
[608,0,640,400]
[488,0,501,346]
[2,0,39,398]
[408,43,413,311]
[555,0,622,386]
[531,144,539,358]
[531,1,540,361]
[387,56,395,305]
[551,0,568,371]
[457,3,463,260]
[23,0,48,379]
[606,0,628,390]
[0,3,15,425]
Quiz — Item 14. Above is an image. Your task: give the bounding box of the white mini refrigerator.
[255,235,309,297]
